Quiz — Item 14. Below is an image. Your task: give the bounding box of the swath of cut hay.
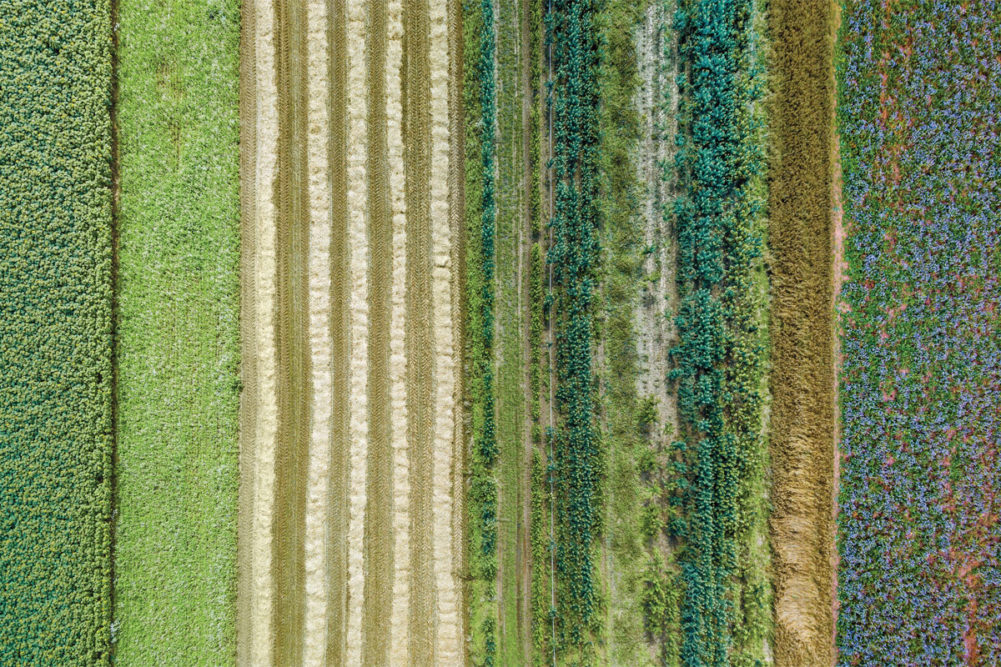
[238,0,464,662]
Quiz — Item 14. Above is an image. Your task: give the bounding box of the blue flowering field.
[837,1,1001,663]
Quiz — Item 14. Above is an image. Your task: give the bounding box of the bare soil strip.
[243,0,280,662]
[404,0,436,660]
[387,0,412,661]
[236,0,259,660]
[302,0,333,662]
[768,1,837,664]
[362,1,395,662]
[325,0,351,662]
[345,1,371,662]
[430,0,461,660]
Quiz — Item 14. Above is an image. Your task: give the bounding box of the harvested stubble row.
[0,1,114,663]
[113,0,241,662]
[237,0,464,663]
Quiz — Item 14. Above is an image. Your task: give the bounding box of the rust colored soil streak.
[830,0,845,658]
[768,1,837,665]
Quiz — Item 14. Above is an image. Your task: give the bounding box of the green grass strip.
[112,0,241,662]
[0,1,114,662]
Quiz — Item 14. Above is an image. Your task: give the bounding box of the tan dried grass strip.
[404,0,436,660]
[768,1,837,664]
[362,0,395,661]
[325,0,350,662]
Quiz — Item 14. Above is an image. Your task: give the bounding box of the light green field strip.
[495,0,528,662]
[113,0,240,662]
[596,0,654,663]
[0,1,113,662]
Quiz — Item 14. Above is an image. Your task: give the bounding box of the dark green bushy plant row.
[464,0,499,662]
[547,0,602,658]
[0,0,114,662]
[669,0,764,664]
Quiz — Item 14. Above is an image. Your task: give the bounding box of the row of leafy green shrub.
[668,0,766,664]
[548,0,603,659]
[464,0,499,662]
[0,0,114,663]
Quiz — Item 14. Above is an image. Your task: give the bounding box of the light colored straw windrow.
[302,0,332,662]
[386,0,411,661]
[345,0,370,663]
[248,0,279,663]
[429,0,460,660]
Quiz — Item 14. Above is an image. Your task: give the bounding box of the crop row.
[669,0,767,664]
[0,0,114,663]
[463,0,500,662]
[837,1,1001,664]
[548,0,602,659]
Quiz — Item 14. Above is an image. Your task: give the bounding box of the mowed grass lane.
[0,0,114,663]
[113,0,241,662]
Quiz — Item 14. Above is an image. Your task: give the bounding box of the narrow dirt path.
[830,1,845,658]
